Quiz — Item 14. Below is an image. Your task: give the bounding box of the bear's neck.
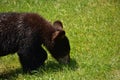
[41,23,55,49]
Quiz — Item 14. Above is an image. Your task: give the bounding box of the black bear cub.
[0,12,70,72]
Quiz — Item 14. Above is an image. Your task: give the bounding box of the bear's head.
[50,20,70,64]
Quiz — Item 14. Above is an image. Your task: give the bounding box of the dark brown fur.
[0,12,70,72]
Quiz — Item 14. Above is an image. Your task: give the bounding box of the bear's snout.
[57,54,70,64]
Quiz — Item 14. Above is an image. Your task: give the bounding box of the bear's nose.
[58,54,70,64]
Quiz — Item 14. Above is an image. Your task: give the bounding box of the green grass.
[0,0,120,80]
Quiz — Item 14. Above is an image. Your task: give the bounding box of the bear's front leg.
[17,46,47,72]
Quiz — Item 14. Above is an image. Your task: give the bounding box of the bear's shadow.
[0,59,78,79]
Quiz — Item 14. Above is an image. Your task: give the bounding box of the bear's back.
[0,12,55,56]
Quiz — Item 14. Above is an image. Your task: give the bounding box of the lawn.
[0,0,120,80]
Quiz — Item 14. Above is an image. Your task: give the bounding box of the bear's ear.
[53,20,63,30]
[52,30,65,41]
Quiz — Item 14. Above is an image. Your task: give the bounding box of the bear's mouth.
[57,54,70,64]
